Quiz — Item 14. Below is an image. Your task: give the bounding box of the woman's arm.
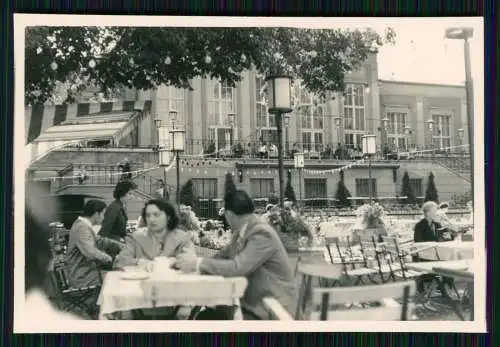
[113,236,139,269]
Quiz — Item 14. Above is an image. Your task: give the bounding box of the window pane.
[305,179,327,198]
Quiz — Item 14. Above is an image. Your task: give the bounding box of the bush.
[224,172,237,196]
[424,172,439,203]
[335,170,352,208]
[400,171,417,205]
[179,179,196,207]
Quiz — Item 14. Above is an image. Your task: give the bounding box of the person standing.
[99,180,137,242]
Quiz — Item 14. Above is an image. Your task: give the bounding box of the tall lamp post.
[154,117,169,200]
[362,134,377,204]
[445,27,474,197]
[294,152,304,211]
[457,128,465,155]
[266,75,293,210]
[227,112,236,148]
[404,125,412,151]
[284,114,290,157]
[427,118,435,159]
[170,126,185,205]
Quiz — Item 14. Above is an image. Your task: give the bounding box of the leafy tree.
[424,172,439,203]
[179,179,196,207]
[335,170,352,208]
[284,170,297,203]
[224,172,237,196]
[400,170,416,205]
[25,26,396,105]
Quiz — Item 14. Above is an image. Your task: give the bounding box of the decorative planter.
[277,231,300,253]
[352,227,387,245]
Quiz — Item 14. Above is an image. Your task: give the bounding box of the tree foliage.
[335,170,352,208]
[400,170,416,205]
[25,26,396,105]
[424,172,439,203]
[284,170,297,203]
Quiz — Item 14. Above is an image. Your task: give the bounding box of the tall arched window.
[293,81,325,153]
[207,79,237,152]
[343,83,366,149]
[255,74,277,144]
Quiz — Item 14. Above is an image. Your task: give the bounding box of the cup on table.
[154,256,176,273]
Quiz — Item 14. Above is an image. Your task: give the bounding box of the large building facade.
[121,52,468,159]
[26,51,471,216]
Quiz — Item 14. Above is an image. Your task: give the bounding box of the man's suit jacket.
[99,200,128,240]
[414,218,452,243]
[199,214,297,320]
[66,218,112,288]
[113,228,194,269]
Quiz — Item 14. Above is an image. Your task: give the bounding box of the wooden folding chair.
[432,267,474,321]
[381,236,426,282]
[294,262,345,319]
[309,281,416,321]
[48,260,103,318]
[359,236,393,284]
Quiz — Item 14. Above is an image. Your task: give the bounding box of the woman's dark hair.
[25,205,52,293]
[82,199,107,217]
[141,199,179,230]
[113,180,137,200]
[224,189,254,216]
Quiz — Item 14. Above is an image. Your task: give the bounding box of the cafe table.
[97,268,248,320]
[412,240,474,261]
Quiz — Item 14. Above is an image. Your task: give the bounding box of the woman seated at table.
[113,199,195,319]
[114,199,195,270]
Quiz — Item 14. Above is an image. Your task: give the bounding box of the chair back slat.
[382,236,400,256]
[312,281,416,305]
[313,302,403,321]
[296,262,344,280]
[359,236,379,259]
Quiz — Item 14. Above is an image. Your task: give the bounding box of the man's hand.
[173,252,199,274]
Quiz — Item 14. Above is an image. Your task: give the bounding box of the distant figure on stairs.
[154,179,170,201]
[118,158,132,181]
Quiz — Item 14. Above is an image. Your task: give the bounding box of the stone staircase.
[433,155,472,183]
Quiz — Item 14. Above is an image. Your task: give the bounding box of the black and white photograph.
[14,15,485,333]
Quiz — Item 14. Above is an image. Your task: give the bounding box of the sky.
[373,18,483,86]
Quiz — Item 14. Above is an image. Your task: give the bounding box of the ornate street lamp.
[266,75,293,209]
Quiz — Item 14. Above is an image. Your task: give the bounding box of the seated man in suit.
[65,200,119,317]
[174,190,297,320]
[413,201,454,311]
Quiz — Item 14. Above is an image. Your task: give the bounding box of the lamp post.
[457,128,465,154]
[170,126,185,205]
[427,118,435,158]
[404,125,412,151]
[445,27,474,197]
[227,112,236,148]
[362,134,377,204]
[266,75,293,210]
[294,152,304,211]
[284,114,290,157]
[154,117,169,201]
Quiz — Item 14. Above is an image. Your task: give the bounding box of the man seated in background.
[65,200,121,317]
[413,201,455,311]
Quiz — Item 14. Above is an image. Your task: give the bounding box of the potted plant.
[266,206,314,253]
[352,203,388,243]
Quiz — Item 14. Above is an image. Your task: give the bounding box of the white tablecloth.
[406,259,472,274]
[97,271,246,320]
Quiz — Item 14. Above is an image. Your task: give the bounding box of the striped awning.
[26,109,145,168]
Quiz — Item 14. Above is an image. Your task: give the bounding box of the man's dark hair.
[82,199,107,217]
[113,180,137,200]
[224,189,255,216]
[141,199,180,230]
[25,205,52,293]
